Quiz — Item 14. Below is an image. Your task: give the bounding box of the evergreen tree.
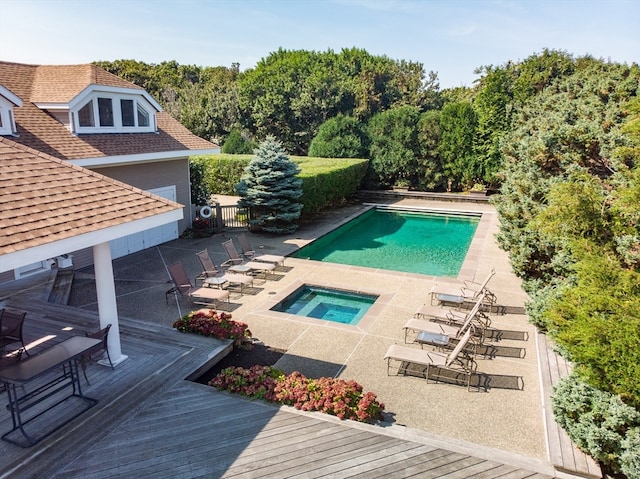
[236,137,303,234]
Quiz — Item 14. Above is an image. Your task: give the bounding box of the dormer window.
[0,103,19,136]
[70,87,158,134]
[0,85,21,136]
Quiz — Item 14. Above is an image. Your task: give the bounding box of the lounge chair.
[414,292,491,329]
[384,329,478,390]
[237,233,285,267]
[429,269,497,308]
[222,239,277,279]
[166,261,230,307]
[0,309,29,358]
[195,249,254,294]
[404,293,487,345]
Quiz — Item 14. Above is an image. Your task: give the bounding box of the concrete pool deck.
[230,198,546,459]
[67,197,549,462]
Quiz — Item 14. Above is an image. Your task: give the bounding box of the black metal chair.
[0,309,29,359]
[80,324,114,384]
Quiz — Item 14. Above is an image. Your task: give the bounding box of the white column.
[92,241,127,366]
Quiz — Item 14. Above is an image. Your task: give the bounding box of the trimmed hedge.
[191,154,369,216]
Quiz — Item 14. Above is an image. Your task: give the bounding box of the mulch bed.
[195,343,286,385]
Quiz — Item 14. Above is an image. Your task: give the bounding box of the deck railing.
[193,203,249,234]
[219,204,249,229]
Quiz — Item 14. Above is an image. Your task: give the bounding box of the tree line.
[97,49,626,193]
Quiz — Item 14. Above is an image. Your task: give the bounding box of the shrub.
[210,366,385,424]
[210,365,282,401]
[221,127,256,154]
[173,309,252,349]
[552,373,640,476]
[189,159,214,205]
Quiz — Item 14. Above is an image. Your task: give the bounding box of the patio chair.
[429,269,497,309]
[221,239,277,279]
[80,323,114,384]
[195,249,254,294]
[384,329,478,390]
[166,261,230,307]
[237,233,285,267]
[404,293,487,345]
[0,309,29,359]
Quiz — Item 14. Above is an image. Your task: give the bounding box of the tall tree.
[365,106,422,188]
[415,110,444,190]
[472,65,514,187]
[438,101,478,190]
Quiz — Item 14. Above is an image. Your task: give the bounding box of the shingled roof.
[0,61,218,160]
[0,137,182,257]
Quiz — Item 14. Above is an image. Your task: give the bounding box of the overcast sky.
[1,0,638,88]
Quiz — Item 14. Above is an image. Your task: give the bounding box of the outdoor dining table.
[0,336,101,447]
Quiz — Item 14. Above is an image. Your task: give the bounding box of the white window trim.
[68,85,160,135]
[0,86,22,136]
[71,94,157,134]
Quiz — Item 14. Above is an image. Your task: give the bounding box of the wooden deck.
[1,277,557,478]
[536,333,602,479]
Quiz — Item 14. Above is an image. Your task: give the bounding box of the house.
[1,61,219,364]
[0,137,188,364]
[0,61,219,283]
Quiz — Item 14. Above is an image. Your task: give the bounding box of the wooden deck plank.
[436,459,512,479]
[342,448,482,479]
[337,448,452,479]
[223,435,410,478]
[536,332,602,478]
[466,464,521,478]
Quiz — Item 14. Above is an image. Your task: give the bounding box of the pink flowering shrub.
[209,366,385,423]
[210,365,282,401]
[173,309,252,349]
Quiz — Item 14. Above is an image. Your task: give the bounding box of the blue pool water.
[272,286,378,325]
[292,208,479,277]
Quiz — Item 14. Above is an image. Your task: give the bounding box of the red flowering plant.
[209,366,385,424]
[192,217,212,230]
[173,309,253,349]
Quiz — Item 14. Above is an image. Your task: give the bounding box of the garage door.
[110,186,179,259]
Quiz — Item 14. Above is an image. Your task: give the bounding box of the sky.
[0,0,638,89]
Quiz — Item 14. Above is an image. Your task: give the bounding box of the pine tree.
[236,136,303,233]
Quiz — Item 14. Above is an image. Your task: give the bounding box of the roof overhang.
[0,208,183,273]
[70,148,221,168]
[32,102,68,111]
[0,85,22,107]
[69,85,162,112]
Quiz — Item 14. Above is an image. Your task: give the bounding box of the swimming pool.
[271,285,378,325]
[292,207,479,277]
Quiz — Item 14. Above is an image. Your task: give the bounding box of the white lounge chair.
[414,292,491,329]
[166,261,230,308]
[237,233,285,267]
[404,293,487,344]
[429,269,496,308]
[222,239,277,280]
[195,249,254,294]
[384,329,477,390]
